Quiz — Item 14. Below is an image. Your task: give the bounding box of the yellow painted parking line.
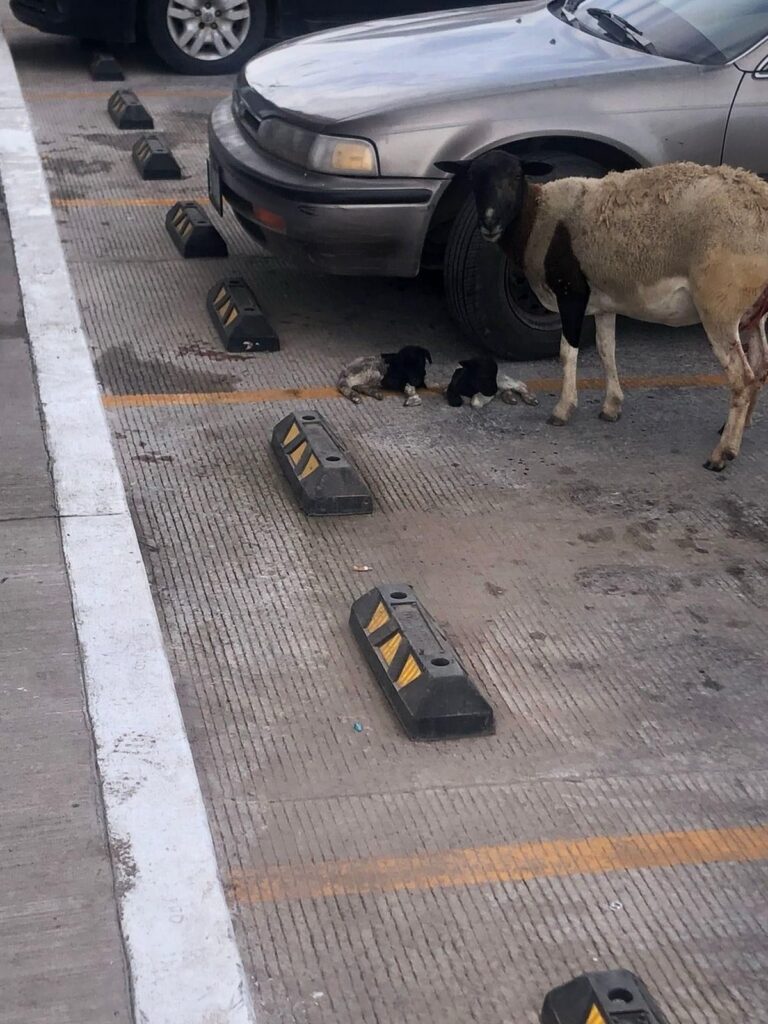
[230,823,768,904]
[53,197,209,208]
[102,372,726,410]
[104,386,341,408]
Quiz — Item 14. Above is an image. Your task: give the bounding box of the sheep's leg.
[498,374,539,406]
[547,292,589,426]
[702,318,756,471]
[549,336,581,425]
[716,320,767,432]
[594,312,623,422]
[745,317,768,428]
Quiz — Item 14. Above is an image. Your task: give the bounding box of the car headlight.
[256,117,379,177]
[309,135,379,176]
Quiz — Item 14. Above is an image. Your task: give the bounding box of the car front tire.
[146,0,267,75]
[443,151,605,361]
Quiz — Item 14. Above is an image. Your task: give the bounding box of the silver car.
[208,0,768,358]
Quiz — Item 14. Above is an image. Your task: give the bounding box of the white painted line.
[0,29,257,1024]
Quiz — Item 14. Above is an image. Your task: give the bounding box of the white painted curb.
[0,30,257,1024]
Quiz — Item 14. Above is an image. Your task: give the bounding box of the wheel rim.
[504,264,560,332]
[166,0,251,62]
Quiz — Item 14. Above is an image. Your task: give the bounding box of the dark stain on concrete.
[484,581,506,598]
[134,452,175,465]
[699,671,724,692]
[95,345,239,394]
[719,496,768,546]
[44,156,113,176]
[109,835,138,899]
[178,342,258,363]
[578,526,614,544]
[576,565,693,596]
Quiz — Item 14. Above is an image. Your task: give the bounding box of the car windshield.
[554,0,768,65]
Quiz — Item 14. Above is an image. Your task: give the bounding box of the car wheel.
[443,151,605,361]
[146,0,267,75]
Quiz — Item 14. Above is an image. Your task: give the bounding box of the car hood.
[243,1,670,128]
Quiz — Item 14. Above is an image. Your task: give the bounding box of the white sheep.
[439,153,768,471]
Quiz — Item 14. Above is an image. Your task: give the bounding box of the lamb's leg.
[355,384,385,401]
[594,312,623,422]
[702,318,756,471]
[337,381,363,404]
[403,384,422,407]
[498,374,539,407]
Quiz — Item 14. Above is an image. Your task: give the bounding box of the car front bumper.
[208,98,441,278]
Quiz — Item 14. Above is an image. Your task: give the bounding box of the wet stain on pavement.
[95,345,239,394]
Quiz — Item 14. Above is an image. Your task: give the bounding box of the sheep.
[446,355,539,409]
[337,345,432,407]
[437,152,768,471]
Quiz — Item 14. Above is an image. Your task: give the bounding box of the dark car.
[10,0,504,74]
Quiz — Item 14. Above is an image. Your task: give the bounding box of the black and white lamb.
[438,152,768,471]
[446,356,538,408]
[337,345,432,407]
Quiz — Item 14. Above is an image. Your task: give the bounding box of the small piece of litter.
[353,565,372,572]
[353,722,364,733]
[609,900,623,911]
[311,992,324,1001]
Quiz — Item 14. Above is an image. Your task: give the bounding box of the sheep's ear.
[521,160,554,179]
[422,348,433,364]
[435,159,471,176]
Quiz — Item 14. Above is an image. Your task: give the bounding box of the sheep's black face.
[468,152,526,244]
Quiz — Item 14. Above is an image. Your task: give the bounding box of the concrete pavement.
[0,15,255,1023]
[0,186,132,1024]
[2,7,768,1024]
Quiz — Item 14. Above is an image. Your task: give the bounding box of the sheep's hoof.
[348,394,362,405]
[403,395,422,408]
[520,393,540,407]
[704,458,727,472]
[599,409,621,423]
[547,414,568,427]
[500,391,518,406]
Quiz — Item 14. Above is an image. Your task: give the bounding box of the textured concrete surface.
[0,21,256,1022]
[0,188,132,1023]
[5,10,768,1023]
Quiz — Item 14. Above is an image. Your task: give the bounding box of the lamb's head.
[381,345,433,391]
[436,152,550,243]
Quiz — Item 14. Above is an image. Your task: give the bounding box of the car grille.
[234,95,262,148]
